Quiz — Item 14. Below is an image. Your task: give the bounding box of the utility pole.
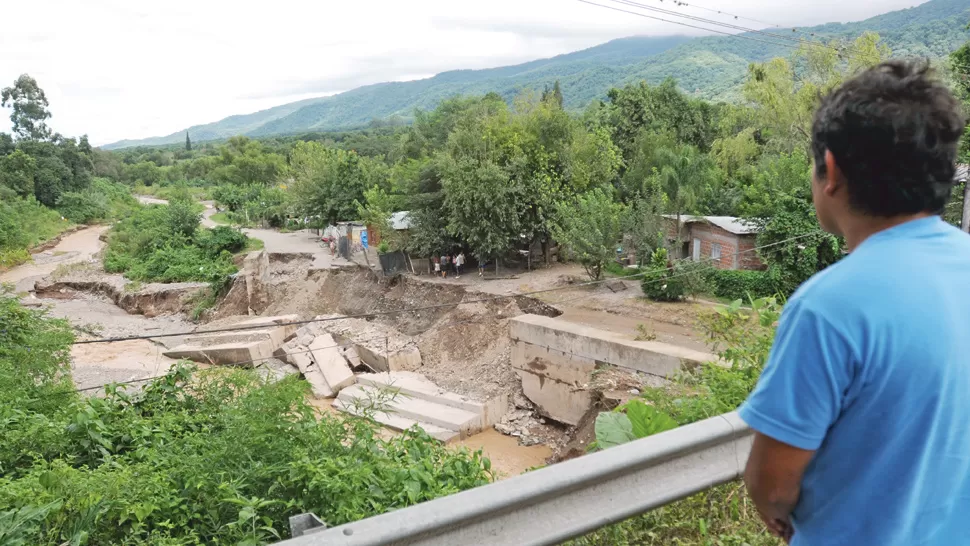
[962,181,970,233]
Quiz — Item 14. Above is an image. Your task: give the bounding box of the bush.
[0,196,68,258]
[0,294,494,544]
[105,202,246,284]
[56,191,109,223]
[194,226,248,257]
[56,178,138,224]
[706,269,779,301]
[640,248,710,302]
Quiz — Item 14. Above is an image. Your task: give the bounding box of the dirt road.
[1,226,108,292]
[2,222,191,391]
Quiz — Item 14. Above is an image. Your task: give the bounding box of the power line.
[651,0,788,33]
[604,0,852,55]
[577,0,802,51]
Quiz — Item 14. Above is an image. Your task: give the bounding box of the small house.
[663,215,764,270]
[367,211,412,247]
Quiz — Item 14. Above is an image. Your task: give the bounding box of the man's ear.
[823,149,843,197]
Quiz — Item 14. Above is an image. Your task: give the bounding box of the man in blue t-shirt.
[739,61,970,545]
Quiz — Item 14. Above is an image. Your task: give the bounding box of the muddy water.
[456,429,552,478]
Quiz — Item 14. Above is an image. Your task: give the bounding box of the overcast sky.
[1,0,928,145]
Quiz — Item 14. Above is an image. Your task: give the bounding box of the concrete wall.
[509,314,719,425]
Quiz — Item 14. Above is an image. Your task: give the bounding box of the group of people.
[433,252,465,278]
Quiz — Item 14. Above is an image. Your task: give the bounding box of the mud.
[36,275,207,318]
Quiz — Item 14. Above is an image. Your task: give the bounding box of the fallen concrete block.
[356,344,422,373]
[163,339,274,366]
[255,358,300,383]
[184,327,287,349]
[309,334,355,394]
[340,345,362,369]
[237,314,301,339]
[516,367,592,426]
[332,397,458,443]
[337,384,480,437]
[357,372,509,429]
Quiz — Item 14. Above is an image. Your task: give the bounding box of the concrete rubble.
[332,371,508,443]
[286,315,423,373]
[162,314,298,367]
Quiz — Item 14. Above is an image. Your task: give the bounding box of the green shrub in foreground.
[0,294,493,544]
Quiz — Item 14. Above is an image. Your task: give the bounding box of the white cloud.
[0,0,930,145]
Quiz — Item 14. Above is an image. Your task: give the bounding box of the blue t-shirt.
[739,216,970,546]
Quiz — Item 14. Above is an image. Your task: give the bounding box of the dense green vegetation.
[92,27,970,303]
[576,296,784,545]
[103,189,248,287]
[0,293,493,544]
[0,76,142,269]
[104,0,969,149]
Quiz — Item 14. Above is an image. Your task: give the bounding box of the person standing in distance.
[739,60,970,546]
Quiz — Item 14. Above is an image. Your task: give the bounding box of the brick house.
[663,215,764,270]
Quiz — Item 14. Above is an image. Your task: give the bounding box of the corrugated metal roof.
[663,215,760,235]
[390,211,412,230]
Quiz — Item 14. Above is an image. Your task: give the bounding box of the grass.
[243,237,265,252]
[209,212,231,225]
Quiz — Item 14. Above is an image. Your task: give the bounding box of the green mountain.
[104,0,970,150]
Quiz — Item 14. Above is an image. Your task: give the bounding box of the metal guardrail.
[276,411,752,546]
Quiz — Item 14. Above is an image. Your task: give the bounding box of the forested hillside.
[105,0,970,149]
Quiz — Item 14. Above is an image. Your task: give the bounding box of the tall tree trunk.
[962,181,970,233]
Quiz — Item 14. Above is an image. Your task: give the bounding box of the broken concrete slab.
[517,366,593,426]
[184,327,287,349]
[356,371,507,427]
[236,314,300,339]
[337,384,481,437]
[356,343,422,373]
[340,345,362,369]
[508,314,718,426]
[510,314,719,377]
[332,397,458,443]
[308,334,355,394]
[254,358,300,383]
[163,339,274,366]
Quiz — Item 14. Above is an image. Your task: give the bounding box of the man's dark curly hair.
[812,60,966,216]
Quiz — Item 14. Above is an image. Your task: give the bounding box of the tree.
[653,143,717,236]
[743,32,890,152]
[1,74,52,141]
[441,157,523,263]
[0,149,37,198]
[541,80,564,109]
[749,188,842,294]
[551,188,625,280]
[607,78,719,160]
[621,188,666,265]
[289,142,384,225]
[33,155,72,207]
[185,131,192,151]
